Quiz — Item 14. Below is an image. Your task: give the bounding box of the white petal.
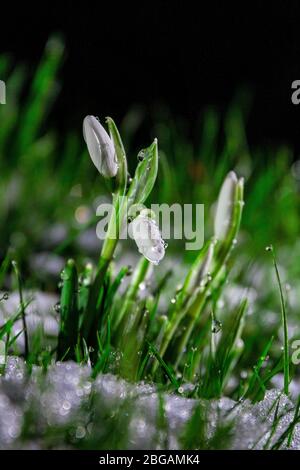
[214,171,238,241]
[83,115,118,178]
[129,215,165,265]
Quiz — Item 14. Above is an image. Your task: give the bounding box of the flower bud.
[129,214,165,265]
[83,115,118,178]
[214,171,238,241]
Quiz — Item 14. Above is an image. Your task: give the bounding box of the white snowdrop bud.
[214,171,238,241]
[129,214,165,265]
[83,115,118,178]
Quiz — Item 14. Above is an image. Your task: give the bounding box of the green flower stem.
[114,256,150,332]
[100,194,125,265]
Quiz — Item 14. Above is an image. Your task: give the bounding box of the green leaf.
[127,138,158,206]
[106,116,128,195]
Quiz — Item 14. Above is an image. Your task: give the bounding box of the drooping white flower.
[129,213,165,265]
[83,115,118,178]
[214,171,238,241]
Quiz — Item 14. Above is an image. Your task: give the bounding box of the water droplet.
[137,150,145,161]
[212,319,222,334]
[60,269,69,281]
[75,425,86,439]
[170,297,176,304]
[127,172,133,186]
[1,292,9,301]
[53,302,61,313]
[265,245,273,252]
[139,282,146,291]
[178,386,184,394]
[82,278,91,287]
[163,241,168,249]
[126,265,133,276]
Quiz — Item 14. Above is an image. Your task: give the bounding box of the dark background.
[1,1,300,153]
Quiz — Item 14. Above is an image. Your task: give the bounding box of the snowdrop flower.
[83,115,118,178]
[129,213,165,265]
[214,171,238,241]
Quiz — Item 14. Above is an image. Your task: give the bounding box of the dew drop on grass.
[212,319,222,334]
[75,425,86,439]
[126,266,133,276]
[139,282,146,291]
[60,269,69,281]
[178,386,184,394]
[137,150,145,162]
[170,297,176,304]
[82,278,91,287]
[53,302,61,313]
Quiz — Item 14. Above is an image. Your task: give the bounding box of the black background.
[1,1,300,153]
